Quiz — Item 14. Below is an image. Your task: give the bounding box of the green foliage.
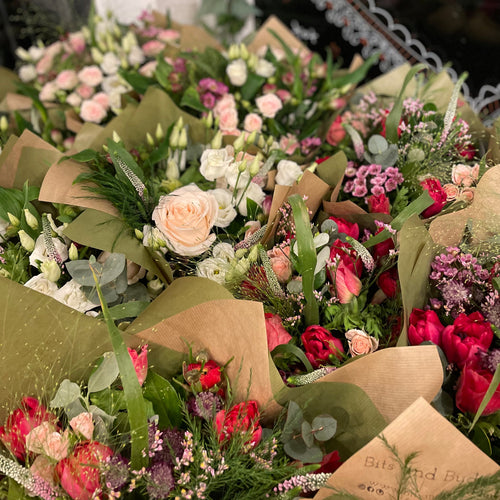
[0,242,30,284]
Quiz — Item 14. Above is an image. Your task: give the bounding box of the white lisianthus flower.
[100,52,121,75]
[53,280,96,313]
[237,182,265,216]
[225,161,251,189]
[29,235,68,268]
[24,274,58,297]
[142,225,166,251]
[208,189,237,228]
[196,257,230,285]
[226,58,247,86]
[40,260,61,282]
[28,46,44,62]
[19,64,37,82]
[212,242,235,262]
[128,46,145,66]
[199,148,232,181]
[275,160,303,186]
[255,58,275,78]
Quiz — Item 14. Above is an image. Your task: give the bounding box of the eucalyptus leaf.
[282,400,304,442]
[374,144,399,167]
[87,352,119,393]
[367,135,388,155]
[321,218,338,234]
[284,437,323,463]
[287,279,303,294]
[301,420,314,447]
[49,379,81,408]
[312,414,337,441]
[64,399,88,421]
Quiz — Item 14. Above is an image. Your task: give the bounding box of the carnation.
[77,65,103,87]
[80,99,107,123]
[55,69,79,90]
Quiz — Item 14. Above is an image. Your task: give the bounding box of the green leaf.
[142,371,183,428]
[331,52,380,88]
[106,139,146,183]
[87,352,120,393]
[240,73,266,101]
[154,58,173,89]
[469,363,500,432]
[282,400,305,442]
[385,63,426,143]
[289,194,319,326]
[98,301,150,321]
[367,135,388,155]
[90,388,126,414]
[301,420,314,447]
[49,379,82,408]
[284,437,323,463]
[271,343,314,373]
[312,414,337,441]
[66,254,126,287]
[90,265,149,469]
[119,69,156,95]
[180,86,208,113]
[373,143,398,167]
[61,149,99,164]
[471,426,492,456]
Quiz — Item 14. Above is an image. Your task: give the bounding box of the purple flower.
[146,462,175,499]
[187,392,223,420]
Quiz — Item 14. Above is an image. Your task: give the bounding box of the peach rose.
[279,133,300,155]
[69,413,94,440]
[55,69,79,90]
[39,81,58,102]
[92,92,110,110]
[255,93,283,118]
[268,245,292,283]
[26,422,70,461]
[36,54,54,75]
[243,113,263,133]
[79,100,107,123]
[451,163,479,187]
[77,65,103,87]
[218,108,239,133]
[157,29,181,42]
[76,84,95,99]
[142,40,166,57]
[345,329,379,356]
[442,183,460,201]
[458,187,475,202]
[139,60,158,77]
[152,184,218,256]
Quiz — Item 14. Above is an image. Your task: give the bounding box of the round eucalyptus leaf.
[368,135,388,155]
[311,414,337,441]
[284,437,323,463]
[375,144,399,167]
[301,420,314,448]
[287,279,303,294]
[321,218,338,234]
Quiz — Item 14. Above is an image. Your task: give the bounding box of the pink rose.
[157,29,180,42]
[451,163,479,187]
[214,94,236,114]
[76,84,94,99]
[268,245,292,283]
[279,133,300,155]
[255,93,283,118]
[264,313,292,351]
[39,82,58,102]
[152,184,218,256]
[77,65,103,87]
[442,183,460,201]
[345,329,378,356]
[36,54,53,75]
[142,40,166,57]
[26,422,70,461]
[458,187,475,202]
[69,413,94,440]
[218,108,239,133]
[139,60,158,77]
[56,69,79,90]
[276,89,291,103]
[243,113,263,133]
[68,32,86,54]
[326,116,346,146]
[79,100,107,123]
[92,92,110,110]
[66,92,82,107]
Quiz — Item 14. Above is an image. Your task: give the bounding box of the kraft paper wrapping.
[0,130,56,188]
[65,109,84,134]
[429,164,500,247]
[312,398,499,500]
[248,15,309,54]
[0,68,19,102]
[314,346,443,423]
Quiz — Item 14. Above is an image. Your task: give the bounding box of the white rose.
[196,257,230,285]
[209,188,237,228]
[53,280,96,313]
[100,52,121,75]
[128,46,145,66]
[200,148,232,181]
[152,184,218,257]
[29,235,69,268]
[275,160,303,186]
[255,58,275,78]
[19,64,37,82]
[226,58,247,86]
[237,182,265,216]
[225,161,251,190]
[24,274,58,297]
[212,242,235,262]
[28,46,44,62]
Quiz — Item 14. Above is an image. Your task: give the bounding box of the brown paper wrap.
[429,164,500,246]
[248,16,309,54]
[312,397,499,499]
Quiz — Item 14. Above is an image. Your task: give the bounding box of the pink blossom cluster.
[344,164,404,198]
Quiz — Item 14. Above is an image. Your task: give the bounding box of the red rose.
[215,401,262,447]
[420,177,447,218]
[441,312,493,368]
[329,239,363,276]
[186,360,222,391]
[371,228,395,261]
[0,397,57,460]
[407,309,444,346]
[315,156,330,164]
[456,361,500,416]
[264,313,292,352]
[328,216,359,240]
[377,267,398,298]
[456,143,476,160]
[326,116,346,146]
[315,450,343,474]
[56,441,113,500]
[367,193,390,214]
[127,344,148,386]
[301,325,345,368]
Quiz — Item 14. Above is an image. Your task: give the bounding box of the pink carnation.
[36,54,53,75]
[255,93,282,119]
[76,84,94,99]
[56,69,78,90]
[39,82,58,102]
[157,29,180,42]
[78,65,103,87]
[68,32,86,54]
[92,92,110,110]
[139,60,157,77]
[142,40,166,57]
[243,113,263,133]
[80,100,107,123]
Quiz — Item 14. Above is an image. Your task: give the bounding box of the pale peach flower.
[142,40,166,57]
[80,100,107,123]
[218,108,239,133]
[451,163,479,187]
[69,412,94,440]
[76,84,94,99]
[458,187,475,202]
[268,246,292,283]
[139,60,158,77]
[442,183,460,201]
[26,422,70,461]
[78,65,103,87]
[255,93,283,118]
[39,81,58,102]
[157,29,180,43]
[68,32,86,54]
[243,113,263,133]
[345,329,379,356]
[92,92,110,110]
[36,54,53,75]
[152,184,218,256]
[55,69,78,90]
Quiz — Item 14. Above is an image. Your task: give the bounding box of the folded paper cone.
[312,397,499,499]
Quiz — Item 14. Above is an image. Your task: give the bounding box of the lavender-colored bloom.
[103,455,129,492]
[146,462,175,499]
[187,392,223,420]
